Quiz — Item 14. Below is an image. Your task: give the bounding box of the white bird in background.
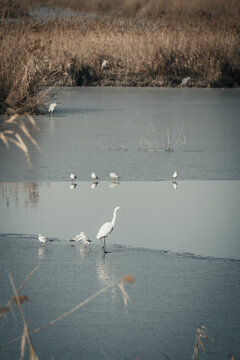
[70,173,77,181]
[110,172,120,181]
[91,172,98,180]
[48,103,57,114]
[181,77,190,86]
[101,60,107,69]
[172,171,178,179]
[96,206,123,253]
[71,232,91,246]
[38,234,48,245]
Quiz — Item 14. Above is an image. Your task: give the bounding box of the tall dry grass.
[0,1,240,115]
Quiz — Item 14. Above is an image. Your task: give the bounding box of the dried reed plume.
[0,272,135,352]
[193,325,209,360]
[0,112,40,165]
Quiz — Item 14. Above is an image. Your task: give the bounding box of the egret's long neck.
[111,208,118,228]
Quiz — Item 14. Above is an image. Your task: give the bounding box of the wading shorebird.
[96,206,123,253]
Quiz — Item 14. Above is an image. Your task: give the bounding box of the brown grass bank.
[0,0,240,114]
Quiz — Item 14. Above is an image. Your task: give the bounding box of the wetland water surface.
[0,88,240,359]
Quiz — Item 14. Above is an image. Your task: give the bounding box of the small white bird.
[71,232,91,246]
[48,103,57,114]
[38,234,47,245]
[70,173,77,181]
[91,172,98,180]
[110,172,120,181]
[172,171,177,179]
[102,60,107,69]
[181,77,190,86]
[96,206,123,253]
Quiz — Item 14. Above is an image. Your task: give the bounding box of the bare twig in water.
[0,274,135,350]
[138,123,186,152]
[193,325,208,360]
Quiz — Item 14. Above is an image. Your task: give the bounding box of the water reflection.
[110,181,120,188]
[91,181,98,189]
[96,254,116,296]
[73,243,90,258]
[70,183,77,190]
[38,245,46,259]
[0,182,41,208]
[172,181,178,190]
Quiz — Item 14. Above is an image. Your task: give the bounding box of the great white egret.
[110,172,120,181]
[96,206,123,253]
[38,234,47,245]
[91,172,98,180]
[48,103,57,114]
[181,77,190,86]
[102,60,107,69]
[71,232,91,246]
[173,171,177,179]
[70,173,77,181]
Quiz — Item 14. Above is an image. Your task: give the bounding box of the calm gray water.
[0,88,240,359]
[0,88,240,181]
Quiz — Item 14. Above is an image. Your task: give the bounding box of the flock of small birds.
[38,170,178,252]
[70,171,120,190]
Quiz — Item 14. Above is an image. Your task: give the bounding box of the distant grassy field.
[0,0,239,114]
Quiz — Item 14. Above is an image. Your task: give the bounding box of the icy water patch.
[0,233,239,360]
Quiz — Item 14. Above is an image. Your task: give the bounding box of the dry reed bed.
[0,14,240,114]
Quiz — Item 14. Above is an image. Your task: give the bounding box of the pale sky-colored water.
[0,180,239,259]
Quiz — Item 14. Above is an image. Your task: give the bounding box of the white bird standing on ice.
[71,232,91,246]
[181,77,190,86]
[38,234,47,245]
[172,171,177,179]
[70,173,77,181]
[102,60,107,69]
[96,206,123,253]
[91,172,98,180]
[48,103,57,114]
[110,172,120,181]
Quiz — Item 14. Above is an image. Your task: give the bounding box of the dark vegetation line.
[0,0,240,115]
